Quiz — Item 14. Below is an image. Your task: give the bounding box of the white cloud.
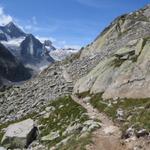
[0,7,13,25]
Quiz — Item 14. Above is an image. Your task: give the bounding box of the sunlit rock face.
[74,5,150,99]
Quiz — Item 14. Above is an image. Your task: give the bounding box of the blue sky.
[0,0,149,48]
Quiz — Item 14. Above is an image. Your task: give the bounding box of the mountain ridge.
[0,22,56,71]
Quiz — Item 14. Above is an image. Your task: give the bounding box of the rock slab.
[1,118,38,149]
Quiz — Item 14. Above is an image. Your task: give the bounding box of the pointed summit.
[5,21,16,27]
[3,21,26,38]
[20,34,54,64]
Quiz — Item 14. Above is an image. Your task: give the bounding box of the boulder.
[83,120,101,132]
[136,129,149,138]
[83,97,91,104]
[0,147,6,150]
[122,127,135,139]
[1,118,38,149]
[116,108,125,121]
[63,123,83,136]
[41,131,60,142]
[74,38,150,99]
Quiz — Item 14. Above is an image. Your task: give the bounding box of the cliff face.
[74,5,150,99]
[0,43,31,86]
[20,34,54,65]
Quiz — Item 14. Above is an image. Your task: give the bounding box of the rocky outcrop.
[0,43,31,86]
[73,5,150,99]
[44,40,56,51]
[1,119,38,149]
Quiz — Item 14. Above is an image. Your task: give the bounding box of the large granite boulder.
[1,119,38,149]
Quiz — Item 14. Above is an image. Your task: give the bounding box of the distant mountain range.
[0,22,78,67]
[0,22,56,70]
[0,21,78,86]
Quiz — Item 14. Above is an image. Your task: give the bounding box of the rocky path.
[62,66,124,150]
[63,66,149,150]
[71,95,127,150]
[71,95,150,150]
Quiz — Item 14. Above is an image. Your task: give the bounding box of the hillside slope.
[74,4,150,99]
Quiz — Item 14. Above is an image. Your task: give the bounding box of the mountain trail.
[71,95,127,150]
[63,67,149,150]
[62,66,123,149]
[71,95,150,150]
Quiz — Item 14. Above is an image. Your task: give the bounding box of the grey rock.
[1,119,38,149]
[123,127,135,139]
[0,63,73,123]
[116,108,125,121]
[45,106,55,112]
[136,129,149,138]
[63,123,82,136]
[41,131,60,142]
[71,5,150,100]
[0,147,6,150]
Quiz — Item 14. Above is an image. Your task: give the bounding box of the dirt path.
[62,66,125,150]
[71,95,127,150]
[71,95,150,150]
[63,67,149,150]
